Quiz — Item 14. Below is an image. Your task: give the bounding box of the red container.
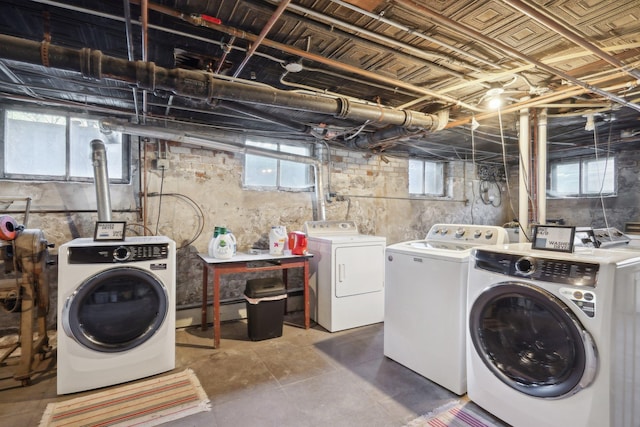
[288,231,308,255]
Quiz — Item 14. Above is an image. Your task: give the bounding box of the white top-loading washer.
[384,224,509,395]
[304,220,386,332]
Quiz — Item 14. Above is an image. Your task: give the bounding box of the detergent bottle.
[207,226,221,257]
[212,227,234,259]
[226,229,237,256]
[269,226,287,255]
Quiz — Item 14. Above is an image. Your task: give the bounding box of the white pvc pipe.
[537,109,548,225]
[518,107,530,242]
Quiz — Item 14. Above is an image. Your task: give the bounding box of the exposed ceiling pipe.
[122,0,140,121]
[503,0,640,82]
[217,100,311,133]
[233,0,292,78]
[100,118,317,165]
[141,0,149,120]
[131,0,484,112]
[394,0,640,113]
[0,34,440,131]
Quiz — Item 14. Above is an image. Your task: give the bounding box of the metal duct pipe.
[313,143,327,221]
[91,139,112,221]
[0,34,440,131]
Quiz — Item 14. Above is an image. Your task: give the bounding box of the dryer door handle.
[338,264,346,282]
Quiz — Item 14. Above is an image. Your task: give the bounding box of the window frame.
[408,158,446,197]
[548,155,616,198]
[243,139,313,192]
[0,106,130,184]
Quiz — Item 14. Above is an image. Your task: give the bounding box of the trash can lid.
[245,277,286,298]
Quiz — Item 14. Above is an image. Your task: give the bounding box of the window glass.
[2,108,127,183]
[70,118,124,179]
[5,111,66,176]
[244,140,311,191]
[582,158,614,194]
[409,159,445,196]
[549,157,615,197]
[550,162,580,196]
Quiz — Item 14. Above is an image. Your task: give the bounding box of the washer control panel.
[67,243,170,264]
[474,249,600,287]
[427,224,508,247]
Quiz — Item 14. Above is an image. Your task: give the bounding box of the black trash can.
[244,278,287,341]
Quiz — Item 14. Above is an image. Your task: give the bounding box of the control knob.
[455,228,466,238]
[113,246,132,261]
[515,257,535,275]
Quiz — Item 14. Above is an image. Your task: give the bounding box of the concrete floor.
[0,316,509,426]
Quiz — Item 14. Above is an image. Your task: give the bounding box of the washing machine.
[384,224,509,395]
[57,236,176,394]
[304,220,386,332]
[467,243,640,427]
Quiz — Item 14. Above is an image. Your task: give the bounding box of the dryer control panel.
[67,243,170,263]
[474,249,600,287]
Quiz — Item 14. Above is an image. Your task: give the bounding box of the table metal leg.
[201,265,209,331]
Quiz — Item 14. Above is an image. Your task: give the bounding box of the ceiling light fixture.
[486,86,504,109]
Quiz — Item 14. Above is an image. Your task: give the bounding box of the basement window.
[548,156,616,198]
[409,159,445,196]
[1,108,128,183]
[243,140,312,191]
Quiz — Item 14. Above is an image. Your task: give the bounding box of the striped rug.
[40,369,211,427]
[405,400,500,427]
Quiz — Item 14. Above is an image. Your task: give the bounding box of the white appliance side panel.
[384,251,467,394]
[611,262,640,427]
[334,244,385,297]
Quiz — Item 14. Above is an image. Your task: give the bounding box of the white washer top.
[387,223,509,258]
[304,220,385,244]
[304,220,359,237]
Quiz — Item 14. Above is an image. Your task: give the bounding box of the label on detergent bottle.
[269,226,286,255]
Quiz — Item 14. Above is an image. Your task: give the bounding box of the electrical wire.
[497,107,531,241]
[147,192,206,249]
[595,110,614,238]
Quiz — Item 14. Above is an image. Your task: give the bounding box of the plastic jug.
[212,227,234,259]
[269,226,287,255]
[288,231,308,255]
[207,226,222,257]
[226,230,237,256]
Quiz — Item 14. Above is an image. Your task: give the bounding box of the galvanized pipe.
[91,139,112,221]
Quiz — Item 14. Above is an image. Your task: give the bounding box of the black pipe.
[0,34,440,130]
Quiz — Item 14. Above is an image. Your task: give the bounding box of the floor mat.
[40,369,211,427]
[405,400,500,427]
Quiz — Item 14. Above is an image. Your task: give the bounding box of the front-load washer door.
[469,281,597,398]
[62,266,168,353]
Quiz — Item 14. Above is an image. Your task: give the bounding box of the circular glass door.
[64,267,168,352]
[469,282,597,398]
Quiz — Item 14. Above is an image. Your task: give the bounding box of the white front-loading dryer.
[57,236,176,394]
[305,221,386,332]
[467,243,640,427]
[384,224,508,395]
